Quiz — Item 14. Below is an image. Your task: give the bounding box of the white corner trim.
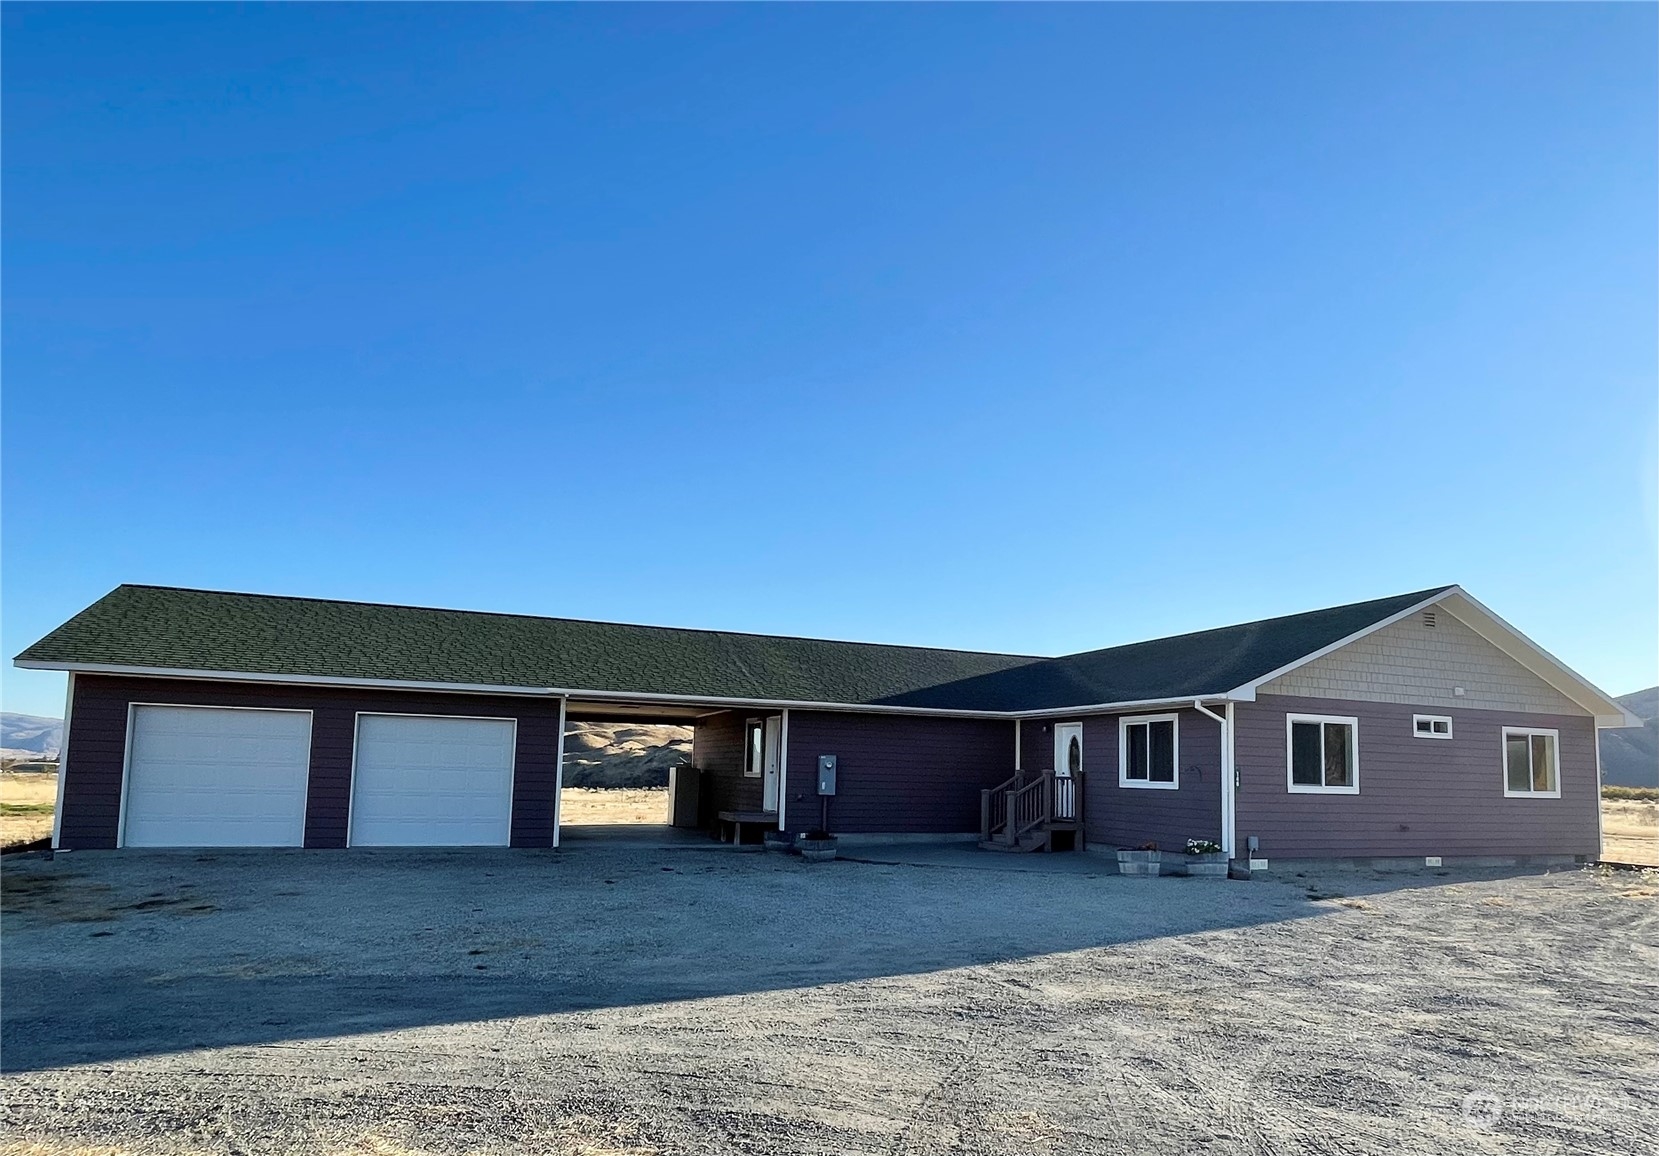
[50,673,74,849]
[777,709,790,833]
[552,695,567,848]
[1118,712,1181,790]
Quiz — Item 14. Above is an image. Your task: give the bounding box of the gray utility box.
[817,755,838,796]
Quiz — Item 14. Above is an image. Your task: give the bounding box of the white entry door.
[350,714,516,846]
[1053,722,1082,821]
[762,715,782,813]
[123,705,312,847]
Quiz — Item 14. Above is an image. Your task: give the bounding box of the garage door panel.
[350,715,515,846]
[124,706,312,848]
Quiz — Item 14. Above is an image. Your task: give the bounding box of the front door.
[1053,723,1081,821]
[762,715,782,813]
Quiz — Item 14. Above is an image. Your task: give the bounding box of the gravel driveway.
[3,845,1656,1155]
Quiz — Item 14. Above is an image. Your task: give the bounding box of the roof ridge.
[110,584,1051,663]
[1049,585,1457,662]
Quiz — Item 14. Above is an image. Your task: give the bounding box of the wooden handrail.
[1008,772,1051,842]
[981,770,1086,848]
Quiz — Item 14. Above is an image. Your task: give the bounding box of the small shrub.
[1185,839,1223,856]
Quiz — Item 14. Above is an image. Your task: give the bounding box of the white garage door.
[349,714,516,846]
[123,706,312,847]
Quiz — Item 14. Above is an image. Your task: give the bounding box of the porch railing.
[979,770,1085,846]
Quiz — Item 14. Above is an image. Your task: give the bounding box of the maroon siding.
[1019,709,1224,851]
[57,675,561,850]
[1235,693,1599,859]
[692,711,761,823]
[781,711,1014,835]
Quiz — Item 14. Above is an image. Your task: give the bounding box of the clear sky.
[3,4,1655,719]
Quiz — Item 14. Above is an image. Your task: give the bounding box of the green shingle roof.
[15,584,1453,713]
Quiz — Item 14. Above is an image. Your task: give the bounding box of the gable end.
[1258,607,1587,715]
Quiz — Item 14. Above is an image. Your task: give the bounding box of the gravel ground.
[2,846,1656,1155]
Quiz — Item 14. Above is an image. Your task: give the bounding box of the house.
[14,583,1639,865]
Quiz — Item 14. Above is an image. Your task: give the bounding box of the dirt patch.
[3,850,1656,1154]
[1,869,211,925]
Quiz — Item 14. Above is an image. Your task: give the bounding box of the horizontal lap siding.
[783,712,1014,835]
[693,711,759,824]
[1235,693,1599,859]
[1020,709,1222,850]
[58,676,562,850]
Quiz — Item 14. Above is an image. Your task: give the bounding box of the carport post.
[552,695,567,848]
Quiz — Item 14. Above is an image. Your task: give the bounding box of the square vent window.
[1414,715,1453,739]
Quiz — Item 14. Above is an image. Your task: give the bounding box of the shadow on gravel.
[0,846,1569,1072]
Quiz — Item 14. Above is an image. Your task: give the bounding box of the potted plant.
[797,830,839,863]
[1185,838,1228,878]
[1116,842,1164,876]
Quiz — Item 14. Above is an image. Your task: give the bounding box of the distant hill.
[563,723,691,788]
[1,713,63,762]
[1601,687,1659,789]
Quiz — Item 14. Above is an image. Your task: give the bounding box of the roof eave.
[10,659,1018,719]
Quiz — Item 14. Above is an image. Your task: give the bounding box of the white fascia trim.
[1008,693,1247,721]
[1437,590,1639,727]
[1225,589,1453,700]
[11,660,1014,719]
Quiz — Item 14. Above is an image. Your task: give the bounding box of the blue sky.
[3,4,1655,719]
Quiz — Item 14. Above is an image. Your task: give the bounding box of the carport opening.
[559,722,692,831]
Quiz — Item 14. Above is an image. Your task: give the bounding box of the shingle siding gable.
[1259,608,1585,715]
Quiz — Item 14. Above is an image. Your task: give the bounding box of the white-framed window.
[743,718,765,778]
[1286,714,1359,794]
[1413,714,1453,740]
[1502,727,1560,798]
[1119,713,1179,789]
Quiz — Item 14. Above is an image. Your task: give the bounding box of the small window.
[1120,714,1178,789]
[1503,727,1560,798]
[1286,714,1359,794]
[1413,715,1453,739]
[743,719,765,777]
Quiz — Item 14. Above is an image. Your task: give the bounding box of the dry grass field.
[1602,797,1659,866]
[559,786,669,826]
[0,774,56,849]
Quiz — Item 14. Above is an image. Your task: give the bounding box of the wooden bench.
[717,809,778,845]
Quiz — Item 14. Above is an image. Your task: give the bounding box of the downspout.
[1014,718,1021,772]
[1193,700,1235,858]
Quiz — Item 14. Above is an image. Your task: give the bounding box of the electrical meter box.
[816,755,838,796]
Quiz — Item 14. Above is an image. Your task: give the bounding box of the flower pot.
[1116,849,1163,877]
[798,836,838,863]
[1186,852,1229,878]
